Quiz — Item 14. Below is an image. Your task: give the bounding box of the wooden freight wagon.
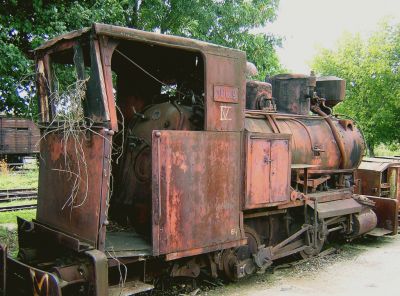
[0,116,40,163]
[355,157,400,201]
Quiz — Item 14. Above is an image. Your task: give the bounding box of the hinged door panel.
[245,133,291,209]
[152,131,245,259]
[37,129,112,248]
[246,138,271,208]
[270,139,290,202]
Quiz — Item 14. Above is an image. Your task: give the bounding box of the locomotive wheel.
[241,225,262,258]
[221,249,239,281]
[221,226,262,281]
[299,237,324,259]
[299,224,326,259]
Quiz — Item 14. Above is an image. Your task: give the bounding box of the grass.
[0,199,37,208]
[0,228,18,257]
[0,209,36,224]
[0,165,38,190]
[0,164,38,256]
[0,209,36,258]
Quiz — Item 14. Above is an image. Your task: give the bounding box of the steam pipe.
[311,106,347,169]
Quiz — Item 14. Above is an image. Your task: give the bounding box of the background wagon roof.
[359,157,400,171]
[34,23,244,57]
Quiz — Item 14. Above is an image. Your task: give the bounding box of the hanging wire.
[115,48,187,98]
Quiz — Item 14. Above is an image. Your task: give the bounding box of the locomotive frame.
[0,23,398,295]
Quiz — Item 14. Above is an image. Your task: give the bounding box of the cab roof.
[34,23,244,58]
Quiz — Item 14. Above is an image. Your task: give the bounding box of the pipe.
[311,106,347,169]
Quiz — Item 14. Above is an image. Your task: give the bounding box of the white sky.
[264,0,400,73]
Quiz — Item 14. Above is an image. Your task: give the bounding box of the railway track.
[0,188,37,212]
[0,188,38,202]
[0,204,37,212]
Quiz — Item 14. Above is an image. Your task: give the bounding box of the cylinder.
[352,209,378,236]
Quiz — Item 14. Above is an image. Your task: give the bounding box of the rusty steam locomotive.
[0,24,397,295]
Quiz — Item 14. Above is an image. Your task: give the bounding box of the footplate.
[366,196,398,235]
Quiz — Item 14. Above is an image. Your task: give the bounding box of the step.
[109,281,154,296]
[367,228,393,237]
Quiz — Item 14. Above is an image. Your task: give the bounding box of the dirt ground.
[205,235,400,296]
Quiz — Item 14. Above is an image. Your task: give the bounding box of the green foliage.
[374,143,400,157]
[0,210,36,257]
[0,0,283,115]
[311,21,400,153]
[0,228,18,257]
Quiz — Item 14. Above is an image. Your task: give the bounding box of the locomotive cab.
[1,24,250,295]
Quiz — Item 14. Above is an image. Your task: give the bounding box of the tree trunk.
[128,0,141,28]
[367,144,375,157]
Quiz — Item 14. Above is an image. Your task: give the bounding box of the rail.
[0,204,37,212]
[0,188,38,203]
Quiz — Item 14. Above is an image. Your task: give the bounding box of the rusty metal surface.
[85,249,109,296]
[36,23,243,56]
[315,76,345,107]
[307,188,352,203]
[245,81,273,111]
[24,22,400,293]
[92,23,243,56]
[355,157,400,200]
[35,27,91,51]
[205,54,245,131]
[35,23,246,135]
[98,36,119,132]
[355,169,381,196]
[307,198,362,219]
[266,74,315,115]
[366,196,398,235]
[245,113,365,171]
[245,133,291,209]
[31,220,84,252]
[37,129,112,247]
[311,106,347,169]
[353,209,378,236]
[152,130,245,258]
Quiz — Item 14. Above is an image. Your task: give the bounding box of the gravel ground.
[205,235,400,296]
[149,235,400,296]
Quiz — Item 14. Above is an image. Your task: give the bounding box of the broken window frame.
[35,35,110,127]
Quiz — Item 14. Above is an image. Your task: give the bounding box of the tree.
[0,0,282,116]
[311,21,400,155]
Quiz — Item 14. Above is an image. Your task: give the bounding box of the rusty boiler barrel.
[245,115,365,171]
[245,76,365,172]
